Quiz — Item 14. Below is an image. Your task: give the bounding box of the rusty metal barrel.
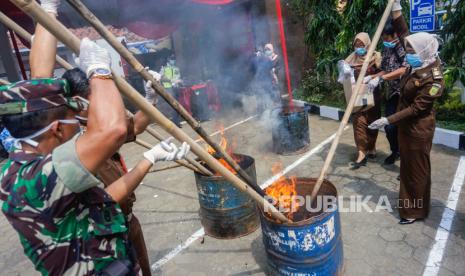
[271,106,310,155]
[259,178,344,275]
[194,154,259,239]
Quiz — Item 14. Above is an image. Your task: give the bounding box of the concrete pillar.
[0,24,20,82]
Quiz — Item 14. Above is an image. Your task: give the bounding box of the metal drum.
[259,178,344,275]
[194,154,259,239]
[271,106,310,155]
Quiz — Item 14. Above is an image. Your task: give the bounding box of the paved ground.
[0,107,464,276]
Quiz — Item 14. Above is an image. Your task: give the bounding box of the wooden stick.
[0,11,73,71]
[65,0,266,198]
[10,0,290,223]
[310,0,396,200]
[0,79,9,85]
[135,138,206,175]
[148,163,183,174]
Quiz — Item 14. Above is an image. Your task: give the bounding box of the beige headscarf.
[405,32,440,71]
[345,32,382,69]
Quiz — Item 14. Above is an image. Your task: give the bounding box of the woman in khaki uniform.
[345,33,382,169]
[369,1,444,224]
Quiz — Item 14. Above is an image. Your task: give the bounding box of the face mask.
[406,53,423,68]
[355,47,367,56]
[265,50,273,57]
[10,119,80,149]
[168,59,176,66]
[383,41,396,48]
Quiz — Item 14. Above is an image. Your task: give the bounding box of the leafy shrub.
[294,69,345,108]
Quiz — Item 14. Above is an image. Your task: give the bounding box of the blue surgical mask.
[383,41,396,48]
[355,47,367,56]
[265,50,273,57]
[169,59,176,66]
[406,54,423,68]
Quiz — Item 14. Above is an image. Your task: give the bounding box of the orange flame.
[265,163,300,219]
[206,125,241,175]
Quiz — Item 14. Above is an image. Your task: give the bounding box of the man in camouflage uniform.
[0,9,190,274]
[0,76,133,275]
[28,1,161,272]
[78,75,160,276]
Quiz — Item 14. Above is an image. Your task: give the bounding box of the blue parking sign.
[410,0,436,32]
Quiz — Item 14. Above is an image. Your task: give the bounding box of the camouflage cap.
[0,78,83,115]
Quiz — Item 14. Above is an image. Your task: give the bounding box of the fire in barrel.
[261,166,344,275]
[194,127,259,239]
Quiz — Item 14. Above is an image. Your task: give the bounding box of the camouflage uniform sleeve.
[52,133,103,193]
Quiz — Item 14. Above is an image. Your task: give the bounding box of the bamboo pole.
[148,163,183,174]
[310,0,396,200]
[0,11,213,175]
[135,138,205,174]
[9,0,290,223]
[0,79,9,85]
[0,11,73,70]
[65,0,266,198]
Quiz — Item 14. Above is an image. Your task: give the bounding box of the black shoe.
[397,174,400,181]
[367,153,377,159]
[399,218,420,225]
[384,152,400,165]
[349,157,367,170]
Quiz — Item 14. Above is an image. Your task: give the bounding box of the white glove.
[368,76,381,90]
[363,76,372,84]
[40,0,60,15]
[143,137,190,164]
[144,69,161,104]
[368,117,389,130]
[392,0,402,12]
[78,38,111,78]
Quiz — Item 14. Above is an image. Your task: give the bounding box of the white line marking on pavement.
[260,128,347,189]
[151,127,347,271]
[152,228,205,271]
[194,115,257,142]
[423,156,465,276]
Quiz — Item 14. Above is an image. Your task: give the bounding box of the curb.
[294,100,465,151]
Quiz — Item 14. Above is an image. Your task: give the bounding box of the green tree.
[290,0,407,107]
[290,0,409,76]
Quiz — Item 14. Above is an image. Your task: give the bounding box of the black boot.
[384,152,400,165]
